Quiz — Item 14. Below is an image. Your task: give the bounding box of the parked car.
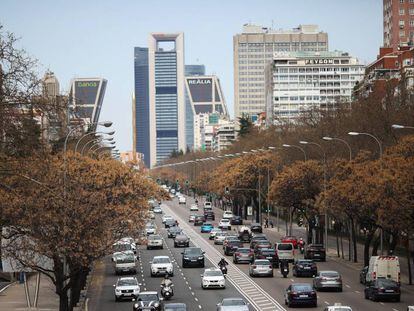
[275,242,295,263]
[204,210,215,220]
[190,203,199,211]
[284,283,317,307]
[292,259,317,277]
[313,270,343,292]
[304,244,326,261]
[281,236,298,249]
[150,256,173,277]
[223,210,234,219]
[253,248,279,268]
[182,247,205,268]
[174,234,190,248]
[209,228,222,240]
[133,291,163,311]
[230,215,243,225]
[250,223,263,233]
[194,215,205,226]
[233,247,254,264]
[164,303,187,311]
[218,218,231,230]
[167,226,182,238]
[214,232,227,245]
[216,298,249,311]
[249,259,273,277]
[364,278,400,302]
[200,222,214,233]
[201,268,226,289]
[147,235,163,250]
[224,240,244,256]
[114,276,141,302]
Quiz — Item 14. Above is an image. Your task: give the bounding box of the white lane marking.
[380,302,384,305]
[345,284,351,288]
[324,301,329,305]
[198,306,202,309]
[191,292,195,296]
[194,297,198,301]
[355,290,360,294]
[392,308,400,311]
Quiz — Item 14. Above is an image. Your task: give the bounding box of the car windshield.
[205,270,222,276]
[116,254,135,263]
[377,278,398,287]
[138,293,158,301]
[148,235,161,240]
[320,271,339,278]
[176,234,187,239]
[278,244,293,250]
[164,306,186,311]
[113,243,131,252]
[118,278,138,286]
[216,233,226,237]
[203,223,212,226]
[261,249,275,255]
[221,219,229,222]
[292,284,313,291]
[153,257,170,264]
[185,248,202,255]
[255,260,270,265]
[252,236,266,240]
[222,299,246,306]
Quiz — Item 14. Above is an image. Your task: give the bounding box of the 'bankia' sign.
[188,78,212,85]
[305,59,334,65]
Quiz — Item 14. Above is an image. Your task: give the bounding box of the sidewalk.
[0,273,59,311]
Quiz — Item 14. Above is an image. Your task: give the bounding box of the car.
[194,215,205,226]
[188,214,197,223]
[222,235,239,249]
[153,206,162,214]
[214,232,227,245]
[238,226,251,242]
[253,248,279,268]
[145,223,156,235]
[148,211,155,219]
[323,303,352,311]
[250,223,263,233]
[285,283,317,307]
[170,189,176,194]
[304,244,326,261]
[249,234,268,249]
[113,250,137,275]
[167,226,182,238]
[169,193,175,199]
[178,196,186,204]
[164,219,178,228]
[209,228,222,240]
[218,218,231,230]
[292,259,317,277]
[275,242,295,263]
[114,276,140,301]
[233,247,254,264]
[164,303,187,311]
[204,201,212,209]
[224,240,244,256]
[360,266,368,284]
[150,256,174,277]
[162,215,173,224]
[216,297,249,311]
[253,240,272,253]
[313,270,343,292]
[223,210,234,219]
[147,235,163,250]
[230,215,243,225]
[281,236,298,249]
[204,210,215,220]
[190,203,199,211]
[200,222,214,233]
[364,278,400,302]
[174,234,190,247]
[182,247,205,268]
[249,259,273,277]
[201,268,226,289]
[133,291,162,311]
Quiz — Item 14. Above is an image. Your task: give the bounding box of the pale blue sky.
[1,0,382,151]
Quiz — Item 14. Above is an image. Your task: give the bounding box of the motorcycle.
[160,284,174,300]
[219,264,228,275]
[280,261,289,278]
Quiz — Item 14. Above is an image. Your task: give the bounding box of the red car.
[281,236,298,249]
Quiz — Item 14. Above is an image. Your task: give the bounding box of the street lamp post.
[74,130,115,153]
[392,124,414,130]
[282,144,307,161]
[348,131,383,254]
[322,136,352,161]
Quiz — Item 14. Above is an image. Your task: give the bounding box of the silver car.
[249,259,273,277]
[214,232,227,245]
[217,297,249,311]
[313,271,343,292]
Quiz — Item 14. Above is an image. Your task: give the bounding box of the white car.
[114,276,140,301]
[324,303,352,311]
[178,196,186,204]
[162,215,173,224]
[201,268,226,289]
[190,204,199,211]
[217,298,249,311]
[204,201,212,209]
[145,223,156,235]
[223,211,234,219]
[153,206,162,214]
[147,234,163,250]
[150,256,174,277]
[218,218,231,230]
[209,228,222,240]
[214,232,227,245]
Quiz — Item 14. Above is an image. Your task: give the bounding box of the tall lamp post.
[74,130,115,153]
[322,136,352,161]
[282,144,307,161]
[348,131,383,254]
[392,124,414,130]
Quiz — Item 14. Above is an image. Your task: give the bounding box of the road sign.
[247,206,253,216]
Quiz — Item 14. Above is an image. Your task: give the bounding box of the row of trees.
[152,74,414,284]
[0,25,164,311]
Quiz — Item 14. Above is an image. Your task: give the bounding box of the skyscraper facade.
[134,47,151,168]
[69,77,107,130]
[233,24,329,121]
[42,71,60,98]
[148,33,185,168]
[383,0,414,50]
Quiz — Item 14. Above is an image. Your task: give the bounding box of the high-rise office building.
[233,24,329,121]
[134,47,150,168]
[42,71,60,97]
[185,64,205,150]
[148,33,185,168]
[69,77,107,130]
[383,0,414,50]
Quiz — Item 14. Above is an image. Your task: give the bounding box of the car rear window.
[292,284,313,291]
[185,248,202,255]
[237,248,251,253]
[377,278,398,287]
[277,243,293,250]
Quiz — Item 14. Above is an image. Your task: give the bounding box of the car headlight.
[134,288,140,293]
[154,302,160,307]
[198,256,204,260]
[184,257,189,260]
[115,289,121,293]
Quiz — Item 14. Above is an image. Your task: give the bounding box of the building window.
[400,30,406,37]
[401,0,404,3]
[410,8,414,15]
[410,20,414,27]
[411,0,414,3]
[400,8,405,15]
[400,20,406,27]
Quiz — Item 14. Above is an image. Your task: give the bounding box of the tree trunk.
[389,232,398,255]
[53,257,69,311]
[407,239,412,285]
[364,230,376,267]
[351,218,358,263]
[70,266,89,309]
[335,224,340,258]
[340,224,344,259]
[372,235,380,256]
[348,220,352,261]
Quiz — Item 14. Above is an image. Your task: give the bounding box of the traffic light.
[225,186,230,194]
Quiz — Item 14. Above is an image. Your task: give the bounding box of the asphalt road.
[163,194,414,311]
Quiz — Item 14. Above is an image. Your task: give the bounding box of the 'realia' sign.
[188,79,212,85]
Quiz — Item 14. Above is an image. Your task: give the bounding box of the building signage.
[188,78,212,85]
[77,81,98,87]
[305,59,334,65]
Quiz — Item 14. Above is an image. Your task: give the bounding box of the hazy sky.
[1,0,382,151]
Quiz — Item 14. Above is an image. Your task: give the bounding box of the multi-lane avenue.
[88,195,414,311]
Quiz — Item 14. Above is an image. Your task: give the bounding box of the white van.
[366,256,400,284]
[113,250,137,275]
[275,243,295,263]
